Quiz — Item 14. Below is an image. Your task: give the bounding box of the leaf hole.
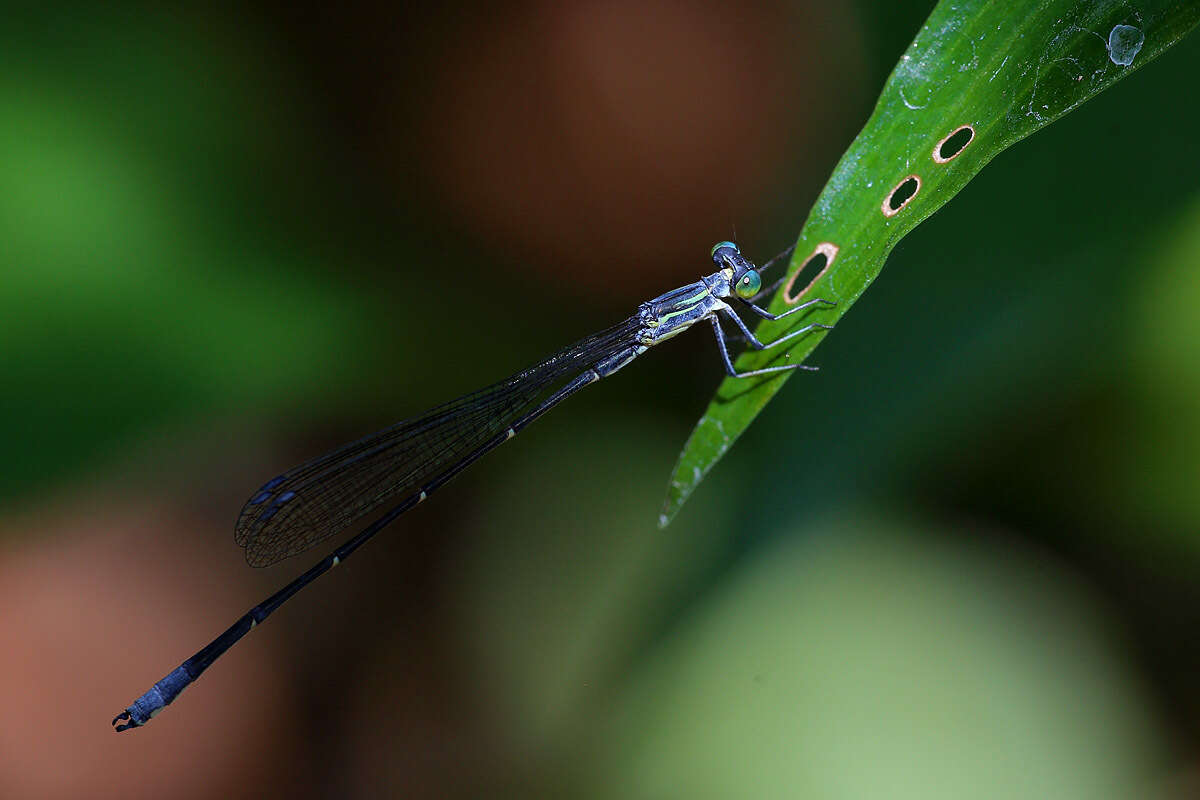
[933,125,975,163]
[784,242,838,304]
[882,175,920,217]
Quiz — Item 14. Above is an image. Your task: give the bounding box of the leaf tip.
[658,480,691,529]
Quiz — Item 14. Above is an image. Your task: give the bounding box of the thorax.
[639,271,732,345]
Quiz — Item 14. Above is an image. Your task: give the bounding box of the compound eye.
[735,269,762,299]
[710,240,740,263]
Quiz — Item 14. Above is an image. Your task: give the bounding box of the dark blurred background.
[2,1,1198,798]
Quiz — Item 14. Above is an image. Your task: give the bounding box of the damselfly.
[112,241,833,731]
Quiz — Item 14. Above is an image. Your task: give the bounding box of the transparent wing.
[235,316,642,567]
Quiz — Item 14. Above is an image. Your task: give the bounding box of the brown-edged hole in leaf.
[784,242,838,304]
[933,125,974,163]
[882,175,920,217]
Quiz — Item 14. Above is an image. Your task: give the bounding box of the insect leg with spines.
[708,316,820,378]
[717,304,832,352]
[736,294,834,322]
[747,243,797,302]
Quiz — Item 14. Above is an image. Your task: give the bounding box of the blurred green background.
[2,2,1198,798]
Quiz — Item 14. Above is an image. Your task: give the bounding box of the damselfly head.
[710,241,758,289]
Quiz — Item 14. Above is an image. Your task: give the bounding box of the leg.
[709,316,817,378]
[757,244,796,277]
[745,245,794,303]
[720,307,832,351]
[747,273,788,304]
[746,245,796,302]
[738,295,835,321]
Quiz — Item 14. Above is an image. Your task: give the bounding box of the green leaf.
[660,0,1200,526]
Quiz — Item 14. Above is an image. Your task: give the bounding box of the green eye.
[735,270,761,299]
[710,240,739,258]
